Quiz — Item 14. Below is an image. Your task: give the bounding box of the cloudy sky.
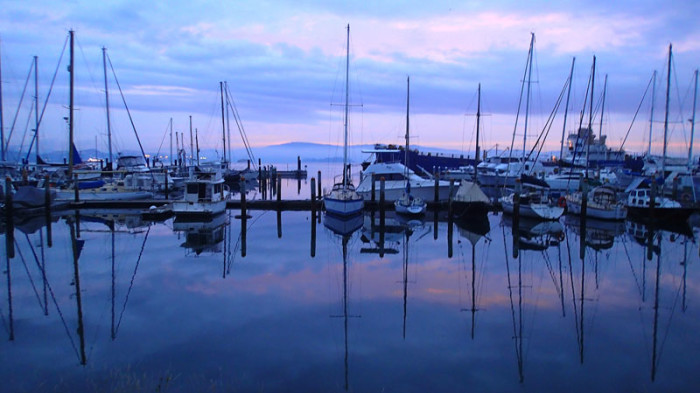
[1,0,699,161]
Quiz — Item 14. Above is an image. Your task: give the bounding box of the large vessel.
[560,127,626,168]
[363,144,473,177]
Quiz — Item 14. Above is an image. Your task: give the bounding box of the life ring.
[557,196,567,208]
[681,192,692,203]
[557,231,565,242]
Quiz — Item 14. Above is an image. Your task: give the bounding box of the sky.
[1,0,700,162]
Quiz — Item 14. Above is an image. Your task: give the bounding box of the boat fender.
[557,196,567,208]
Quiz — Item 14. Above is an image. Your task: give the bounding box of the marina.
[1,9,700,392]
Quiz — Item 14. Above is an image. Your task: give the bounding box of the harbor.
[2,5,700,391]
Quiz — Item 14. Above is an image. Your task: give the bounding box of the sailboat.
[452,84,491,220]
[626,44,696,223]
[323,25,364,217]
[394,76,426,215]
[498,34,564,221]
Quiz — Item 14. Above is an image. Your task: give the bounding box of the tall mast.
[689,69,698,170]
[34,56,39,164]
[195,128,200,166]
[169,117,173,165]
[405,76,410,174]
[102,47,113,165]
[0,37,4,161]
[648,70,657,156]
[586,56,596,178]
[662,44,672,177]
[225,81,232,163]
[474,83,481,180]
[343,24,350,187]
[522,33,534,159]
[559,57,576,164]
[68,30,75,178]
[599,74,607,141]
[189,115,194,167]
[220,81,227,165]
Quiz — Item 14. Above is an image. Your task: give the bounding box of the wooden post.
[277,174,282,203]
[240,176,247,219]
[73,173,79,203]
[44,175,53,248]
[240,177,247,257]
[649,178,657,223]
[379,177,386,258]
[434,175,439,204]
[317,170,322,198]
[371,173,376,202]
[447,199,454,258]
[164,169,169,200]
[310,177,317,210]
[297,156,301,174]
[310,177,317,258]
[277,209,282,239]
[5,177,15,259]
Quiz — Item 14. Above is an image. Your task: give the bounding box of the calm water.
[1,205,699,392]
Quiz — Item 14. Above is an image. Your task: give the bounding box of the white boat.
[357,162,450,202]
[394,76,426,216]
[172,168,229,219]
[477,156,544,188]
[565,185,627,220]
[323,24,364,217]
[543,169,582,193]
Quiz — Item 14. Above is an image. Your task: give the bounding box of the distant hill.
[14,142,471,166]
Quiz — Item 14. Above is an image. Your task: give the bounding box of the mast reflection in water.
[0,208,699,392]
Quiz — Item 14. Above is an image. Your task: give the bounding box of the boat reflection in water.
[2,206,700,392]
[323,212,363,391]
[564,215,625,251]
[455,213,491,340]
[501,214,565,251]
[173,213,228,255]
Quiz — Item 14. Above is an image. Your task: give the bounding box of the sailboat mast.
[169,117,173,165]
[189,115,194,167]
[586,56,596,178]
[220,81,227,165]
[343,24,350,188]
[474,83,481,179]
[648,70,657,156]
[599,74,607,142]
[68,30,75,178]
[102,47,113,165]
[405,76,410,172]
[0,37,4,161]
[560,57,576,164]
[662,44,672,177]
[34,56,39,164]
[522,33,534,159]
[225,81,232,163]
[688,69,697,170]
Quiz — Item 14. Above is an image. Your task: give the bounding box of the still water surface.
[1,205,699,392]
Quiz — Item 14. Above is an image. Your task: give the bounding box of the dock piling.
[44,175,52,247]
[5,177,15,259]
